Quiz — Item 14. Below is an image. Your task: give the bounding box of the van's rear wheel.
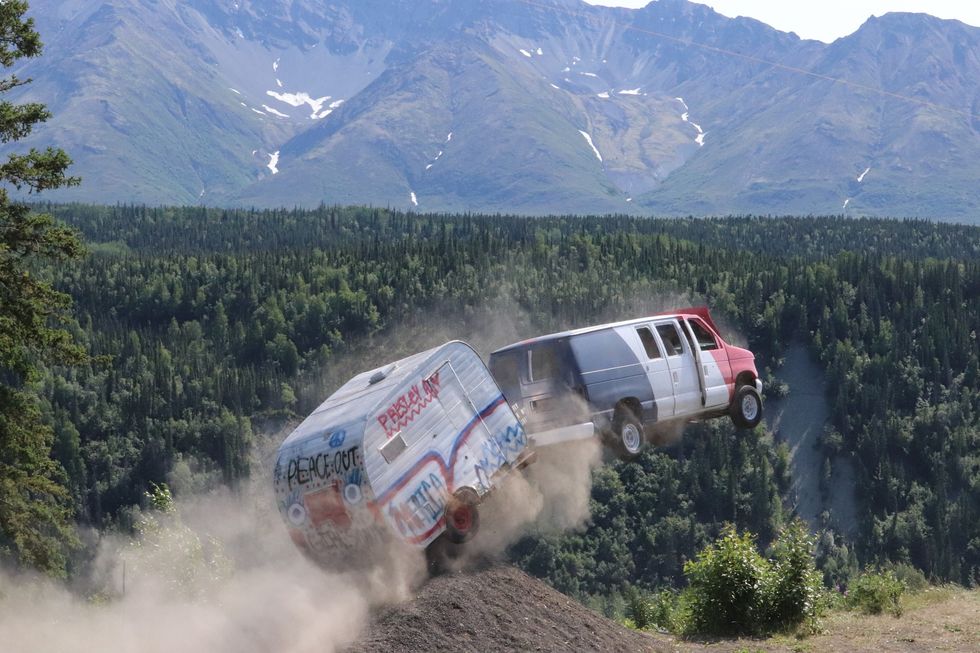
[730,385,763,429]
[612,409,644,459]
[444,488,480,544]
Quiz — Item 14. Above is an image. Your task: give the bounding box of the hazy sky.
[583,1,980,42]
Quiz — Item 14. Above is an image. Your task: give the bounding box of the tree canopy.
[0,0,83,576]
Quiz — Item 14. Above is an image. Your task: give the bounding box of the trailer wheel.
[730,384,763,429]
[611,408,644,459]
[444,488,480,544]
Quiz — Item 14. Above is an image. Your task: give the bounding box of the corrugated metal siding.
[362,341,526,547]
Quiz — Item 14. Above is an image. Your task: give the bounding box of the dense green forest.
[13,204,980,595]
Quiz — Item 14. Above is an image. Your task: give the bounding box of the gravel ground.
[346,563,672,653]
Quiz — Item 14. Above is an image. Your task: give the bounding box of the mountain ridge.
[12,0,980,220]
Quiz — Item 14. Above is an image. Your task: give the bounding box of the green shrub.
[847,570,904,616]
[885,562,928,593]
[624,585,654,630]
[683,525,770,636]
[683,520,823,637]
[766,521,822,632]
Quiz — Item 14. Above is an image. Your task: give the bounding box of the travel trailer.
[274,341,531,562]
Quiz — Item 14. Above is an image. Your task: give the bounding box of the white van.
[489,308,763,458]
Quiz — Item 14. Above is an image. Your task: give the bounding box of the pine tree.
[0,1,83,576]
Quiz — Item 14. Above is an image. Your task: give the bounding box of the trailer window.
[636,327,662,360]
[529,344,561,381]
[655,324,684,356]
[689,319,719,351]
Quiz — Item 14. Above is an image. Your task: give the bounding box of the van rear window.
[529,344,561,381]
[636,327,662,359]
[490,352,521,390]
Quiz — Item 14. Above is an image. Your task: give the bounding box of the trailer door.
[435,362,508,486]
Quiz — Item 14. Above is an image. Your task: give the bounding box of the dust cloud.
[0,480,425,653]
[453,437,604,565]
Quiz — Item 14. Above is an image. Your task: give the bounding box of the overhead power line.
[515,0,980,123]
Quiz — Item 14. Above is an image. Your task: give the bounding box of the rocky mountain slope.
[13,0,980,219]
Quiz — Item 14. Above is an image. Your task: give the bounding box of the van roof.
[490,307,719,355]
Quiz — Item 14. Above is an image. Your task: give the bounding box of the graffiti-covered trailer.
[274,341,530,561]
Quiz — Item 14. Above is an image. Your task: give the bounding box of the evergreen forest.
[10,204,980,596]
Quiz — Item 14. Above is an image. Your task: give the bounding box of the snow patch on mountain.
[536,47,543,55]
[266,90,330,119]
[597,91,609,98]
[410,191,418,206]
[580,72,598,78]
[273,58,280,72]
[446,132,453,142]
[229,88,241,95]
[677,98,706,147]
[262,105,289,118]
[857,167,871,182]
[578,130,603,162]
[843,198,850,210]
[550,83,560,89]
[267,151,280,174]
[519,49,531,57]
[251,108,265,115]
[618,88,641,95]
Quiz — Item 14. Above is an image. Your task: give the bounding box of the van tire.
[444,488,480,544]
[730,384,763,429]
[612,408,644,459]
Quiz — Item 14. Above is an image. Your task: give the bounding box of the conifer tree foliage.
[0,1,83,576]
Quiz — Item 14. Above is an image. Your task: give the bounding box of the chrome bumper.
[529,422,596,448]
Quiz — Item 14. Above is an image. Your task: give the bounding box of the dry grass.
[670,587,980,653]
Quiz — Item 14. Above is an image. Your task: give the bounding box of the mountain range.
[12,0,980,220]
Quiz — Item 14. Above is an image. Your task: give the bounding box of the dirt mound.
[346,563,670,653]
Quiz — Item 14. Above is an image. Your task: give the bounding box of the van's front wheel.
[611,409,644,459]
[730,385,763,429]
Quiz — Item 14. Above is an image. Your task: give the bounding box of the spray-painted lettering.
[473,423,527,492]
[376,371,442,438]
[387,472,447,539]
[286,446,361,490]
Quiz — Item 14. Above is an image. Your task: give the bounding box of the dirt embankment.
[346,564,670,653]
[347,565,980,653]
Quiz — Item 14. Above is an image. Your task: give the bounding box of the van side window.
[529,344,560,381]
[655,324,684,356]
[689,319,719,351]
[636,327,662,359]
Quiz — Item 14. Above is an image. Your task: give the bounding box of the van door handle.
[703,365,709,376]
[672,371,679,383]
